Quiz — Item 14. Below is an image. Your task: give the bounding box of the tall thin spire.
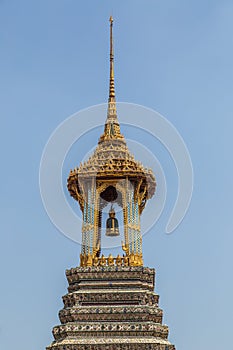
[107,16,117,120]
[99,16,124,143]
[109,16,115,100]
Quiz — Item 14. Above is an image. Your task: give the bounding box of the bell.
[105,206,120,236]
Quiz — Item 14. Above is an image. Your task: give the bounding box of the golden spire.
[109,16,115,100]
[98,16,124,142]
[106,16,117,121]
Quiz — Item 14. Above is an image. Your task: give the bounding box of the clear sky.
[0,1,233,350]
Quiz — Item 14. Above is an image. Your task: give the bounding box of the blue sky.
[1,1,233,349]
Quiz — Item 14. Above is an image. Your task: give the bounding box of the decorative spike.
[109,16,115,100]
[98,17,126,143]
[107,16,117,122]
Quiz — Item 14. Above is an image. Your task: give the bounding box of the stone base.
[46,267,176,350]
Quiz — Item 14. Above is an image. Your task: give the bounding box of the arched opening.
[99,185,125,255]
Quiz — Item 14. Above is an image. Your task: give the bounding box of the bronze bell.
[105,206,120,236]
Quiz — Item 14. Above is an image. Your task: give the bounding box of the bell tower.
[46,17,176,350]
[67,16,156,268]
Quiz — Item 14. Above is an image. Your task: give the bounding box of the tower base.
[46,266,176,350]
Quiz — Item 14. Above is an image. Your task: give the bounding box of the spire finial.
[109,15,115,100]
[98,16,124,143]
